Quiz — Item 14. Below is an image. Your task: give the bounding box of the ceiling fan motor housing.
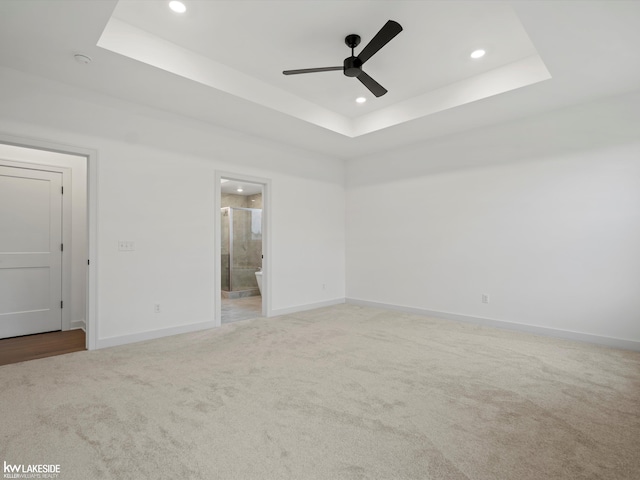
[344,56,363,77]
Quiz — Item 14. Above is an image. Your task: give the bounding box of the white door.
[0,165,63,338]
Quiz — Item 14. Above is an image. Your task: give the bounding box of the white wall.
[3,63,638,350]
[271,176,346,312]
[346,91,640,346]
[0,145,87,330]
[0,66,346,347]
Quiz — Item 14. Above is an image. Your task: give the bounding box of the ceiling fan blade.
[357,71,387,97]
[283,66,342,75]
[357,20,403,64]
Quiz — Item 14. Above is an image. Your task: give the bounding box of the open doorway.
[220,178,264,324]
[0,136,97,355]
[216,173,270,325]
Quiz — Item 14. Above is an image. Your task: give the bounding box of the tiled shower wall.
[221,193,262,208]
[221,193,263,291]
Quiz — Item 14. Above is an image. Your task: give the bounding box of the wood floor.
[0,329,86,367]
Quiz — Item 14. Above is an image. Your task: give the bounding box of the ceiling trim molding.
[354,55,551,136]
[98,11,549,139]
[98,18,353,136]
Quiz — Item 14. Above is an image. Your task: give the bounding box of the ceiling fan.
[282,20,403,98]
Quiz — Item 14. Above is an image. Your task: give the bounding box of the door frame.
[0,160,71,332]
[214,171,271,326]
[0,134,98,350]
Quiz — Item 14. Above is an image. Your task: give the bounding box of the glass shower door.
[230,208,262,291]
[221,207,230,291]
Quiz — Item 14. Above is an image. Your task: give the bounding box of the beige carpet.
[1,304,639,480]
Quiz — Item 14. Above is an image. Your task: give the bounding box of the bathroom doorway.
[217,175,268,324]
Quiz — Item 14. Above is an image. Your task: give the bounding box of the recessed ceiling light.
[356,97,367,104]
[236,187,243,192]
[169,1,186,13]
[470,49,486,59]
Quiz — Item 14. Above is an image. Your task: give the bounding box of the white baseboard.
[346,298,640,352]
[96,320,216,349]
[93,298,346,350]
[269,298,346,317]
[70,320,86,331]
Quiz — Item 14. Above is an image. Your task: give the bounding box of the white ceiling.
[221,180,262,196]
[0,1,639,159]
[101,0,547,133]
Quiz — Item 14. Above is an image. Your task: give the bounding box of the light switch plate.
[118,240,135,251]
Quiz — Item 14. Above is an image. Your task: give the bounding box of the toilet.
[255,271,263,294]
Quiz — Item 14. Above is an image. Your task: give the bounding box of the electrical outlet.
[482,294,490,304]
[322,283,326,290]
[154,304,161,313]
